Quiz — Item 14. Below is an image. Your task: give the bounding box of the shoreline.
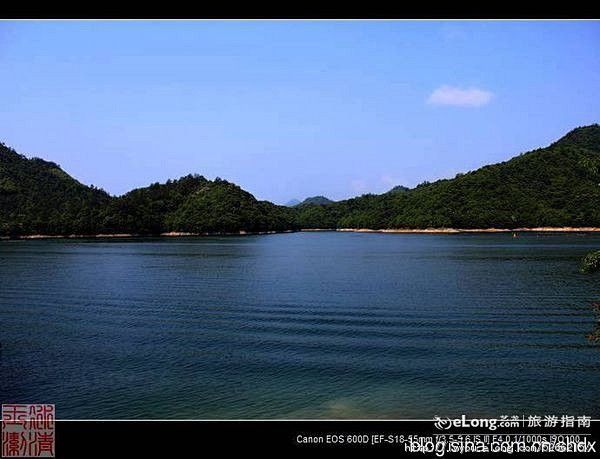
[0,230,295,241]
[2,227,600,241]
[336,227,600,234]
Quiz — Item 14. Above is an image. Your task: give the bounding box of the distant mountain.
[2,124,599,236]
[285,198,301,207]
[296,124,600,229]
[296,196,334,207]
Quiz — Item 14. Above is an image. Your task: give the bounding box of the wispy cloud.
[427,85,494,107]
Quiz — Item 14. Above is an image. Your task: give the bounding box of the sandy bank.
[337,227,600,234]
[300,228,337,232]
[0,230,294,241]
[17,233,137,239]
[160,230,293,237]
[2,227,600,241]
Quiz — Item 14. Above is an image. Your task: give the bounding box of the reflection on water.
[0,232,599,418]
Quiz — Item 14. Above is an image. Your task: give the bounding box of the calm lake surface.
[1,232,599,419]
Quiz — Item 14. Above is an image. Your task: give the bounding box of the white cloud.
[427,85,494,107]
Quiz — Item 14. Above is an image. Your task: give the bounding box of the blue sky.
[0,21,598,203]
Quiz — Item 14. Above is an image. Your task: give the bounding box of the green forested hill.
[296,196,334,207]
[99,174,211,234]
[0,143,111,235]
[102,176,296,234]
[386,185,410,194]
[167,179,296,233]
[1,124,599,236]
[0,146,296,236]
[296,124,600,229]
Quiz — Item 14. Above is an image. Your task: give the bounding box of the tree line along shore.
[3,227,600,241]
[1,124,599,238]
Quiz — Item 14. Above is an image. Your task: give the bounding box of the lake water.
[1,232,599,419]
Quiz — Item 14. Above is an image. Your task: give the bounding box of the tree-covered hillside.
[101,175,296,234]
[105,177,297,234]
[296,196,334,207]
[0,145,297,236]
[296,124,600,229]
[0,143,111,235]
[1,124,599,236]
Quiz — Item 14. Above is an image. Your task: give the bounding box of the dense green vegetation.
[581,251,600,274]
[100,175,296,234]
[1,124,599,236]
[386,185,410,194]
[296,124,600,229]
[163,178,295,233]
[0,146,295,236]
[295,196,335,207]
[0,143,111,235]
